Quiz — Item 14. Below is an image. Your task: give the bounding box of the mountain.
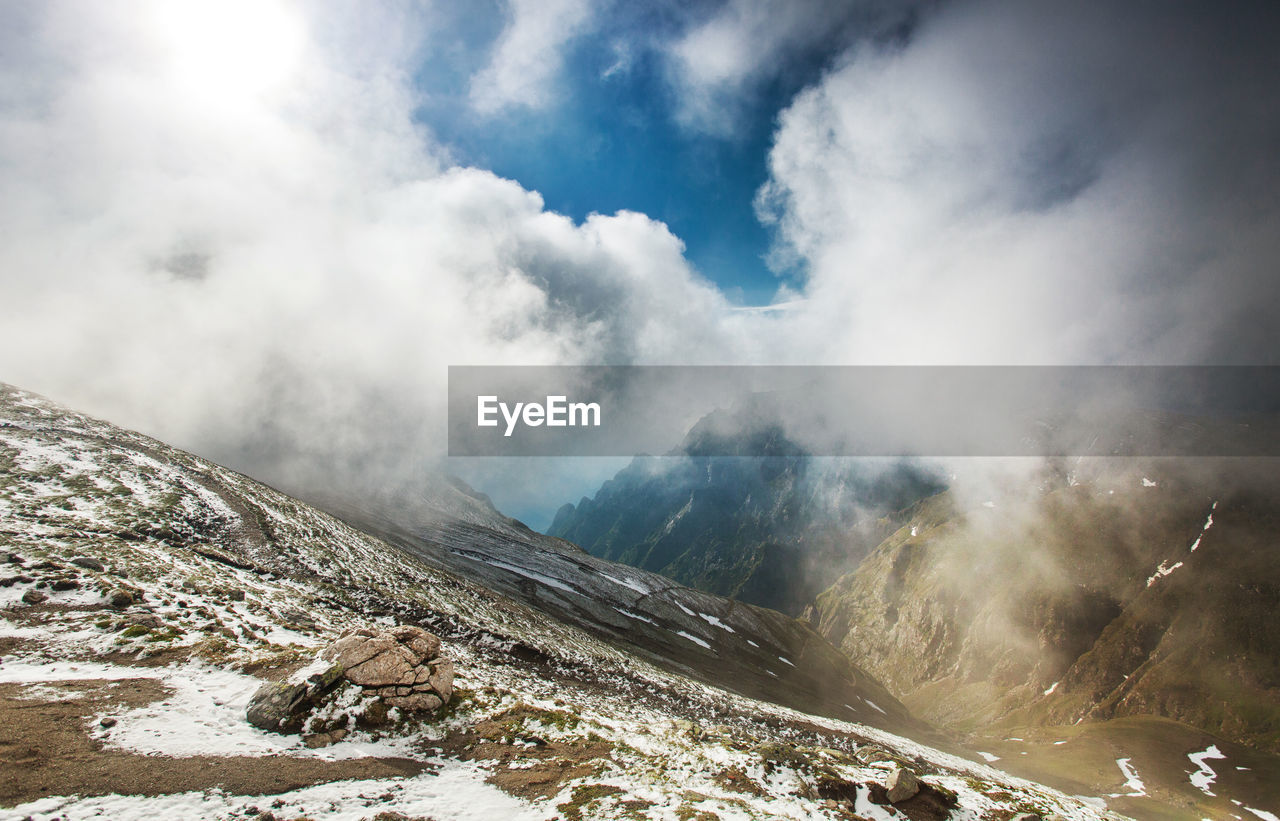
[1,381,1155,820]
[546,413,944,616]
[808,460,1280,751]
[804,458,1280,818]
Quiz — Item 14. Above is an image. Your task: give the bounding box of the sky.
[1,0,1278,527]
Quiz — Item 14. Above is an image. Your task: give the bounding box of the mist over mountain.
[809,457,1280,753]
[547,411,945,616]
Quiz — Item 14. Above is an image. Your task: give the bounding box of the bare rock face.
[247,624,453,742]
[886,766,921,803]
[427,658,454,701]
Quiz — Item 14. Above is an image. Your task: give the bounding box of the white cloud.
[758,0,1280,364]
[469,0,594,114]
[3,0,1276,518]
[664,0,908,135]
[0,0,762,494]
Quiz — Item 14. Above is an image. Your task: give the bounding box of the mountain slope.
[319,485,916,733]
[546,415,944,616]
[0,381,910,734]
[808,461,1280,759]
[0,382,1143,820]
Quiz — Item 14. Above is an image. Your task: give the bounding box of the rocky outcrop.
[247,624,453,745]
[885,766,920,803]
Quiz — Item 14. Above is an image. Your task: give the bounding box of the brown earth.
[0,678,431,808]
[436,703,614,801]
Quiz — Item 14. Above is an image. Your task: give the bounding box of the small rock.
[281,608,316,627]
[52,578,80,591]
[246,681,311,733]
[21,589,48,605]
[108,589,135,609]
[100,717,118,728]
[71,557,105,572]
[929,782,959,806]
[886,766,921,803]
[1010,814,1042,821]
[227,588,246,601]
[2,552,24,564]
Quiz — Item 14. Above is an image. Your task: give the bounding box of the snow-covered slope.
[1,383,1131,820]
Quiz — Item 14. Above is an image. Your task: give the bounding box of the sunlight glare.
[147,0,305,104]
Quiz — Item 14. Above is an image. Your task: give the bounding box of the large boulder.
[246,624,453,742]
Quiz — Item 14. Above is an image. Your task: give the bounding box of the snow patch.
[674,630,711,649]
[614,607,655,625]
[1108,758,1146,797]
[598,571,649,595]
[471,555,577,595]
[1189,503,1217,553]
[1187,744,1226,796]
[1146,560,1184,587]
